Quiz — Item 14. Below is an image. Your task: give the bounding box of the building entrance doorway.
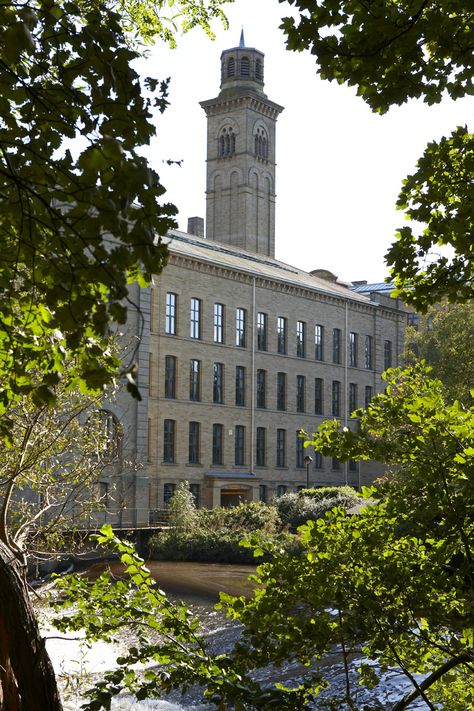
[220,485,251,507]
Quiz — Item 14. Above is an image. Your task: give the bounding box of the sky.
[137,0,473,284]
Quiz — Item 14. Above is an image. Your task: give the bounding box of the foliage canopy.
[0,0,178,435]
[281,0,474,113]
[404,302,474,404]
[219,365,474,708]
[0,1,230,707]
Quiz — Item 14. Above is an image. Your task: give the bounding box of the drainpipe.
[250,277,256,474]
[344,300,348,486]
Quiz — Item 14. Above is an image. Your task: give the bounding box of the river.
[44,561,427,710]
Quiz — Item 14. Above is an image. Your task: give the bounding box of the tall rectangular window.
[296,321,306,358]
[277,372,286,411]
[365,385,373,409]
[212,424,223,465]
[189,359,201,401]
[236,307,246,347]
[163,419,175,463]
[256,369,266,408]
[256,427,266,467]
[163,482,176,505]
[165,292,177,335]
[277,316,287,354]
[276,429,286,467]
[349,382,358,414]
[314,451,323,469]
[257,312,267,351]
[314,324,324,361]
[384,340,392,370]
[235,366,245,406]
[332,380,341,417]
[190,298,201,339]
[213,362,224,404]
[276,484,287,496]
[349,332,358,367]
[235,425,245,466]
[214,303,224,343]
[314,377,324,415]
[189,483,200,508]
[188,421,200,464]
[333,328,341,364]
[365,335,373,369]
[259,484,267,502]
[296,374,305,413]
[296,433,304,468]
[164,355,176,399]
[332,457,341,471]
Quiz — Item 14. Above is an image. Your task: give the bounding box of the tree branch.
[391,653,472,711]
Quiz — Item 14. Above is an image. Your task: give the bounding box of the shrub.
[275,487,360,531]
[197,501,279,535]
[167,481,198,532]
[299,486,359,506]
[148,528,299,564]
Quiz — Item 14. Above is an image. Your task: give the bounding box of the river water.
[44,561,427,710]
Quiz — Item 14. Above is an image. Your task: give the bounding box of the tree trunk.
[0,541,62,711]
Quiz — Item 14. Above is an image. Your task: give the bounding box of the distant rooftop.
[351,281,395,295]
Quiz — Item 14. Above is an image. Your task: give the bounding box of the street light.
[304,454,313,489]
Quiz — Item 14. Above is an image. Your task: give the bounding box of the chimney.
[187,216,204,238]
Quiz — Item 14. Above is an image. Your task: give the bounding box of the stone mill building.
[101,35,406,526]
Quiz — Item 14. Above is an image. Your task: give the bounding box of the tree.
[404,302,474,404]
[0,0,230,707]
[0,375,127,711]
[279,1,474,309]
[52,368,474,709]
[113,0,231,45]
[217,365,474,709]
[0,0,229,434]
[167,480,198,532]
[0,382,120,562]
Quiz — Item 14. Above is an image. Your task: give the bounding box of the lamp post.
[304,454,312,489]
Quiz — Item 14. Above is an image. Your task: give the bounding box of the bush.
[167,481,198,532]
[197,501,279,535]
[148,528,299,564]
[300,486,359,506]
[148,495,355,562]
[275,487,360,532]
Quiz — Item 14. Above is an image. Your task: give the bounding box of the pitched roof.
[164,231,371,304]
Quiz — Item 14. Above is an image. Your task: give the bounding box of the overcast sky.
[138,0,473,284]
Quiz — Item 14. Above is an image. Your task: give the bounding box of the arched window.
[254,127,268,160]
[227,57,235,77]
[88,410,122,460]
[255,59,263,80]
[240,56,249,76]
[218,127,235,157]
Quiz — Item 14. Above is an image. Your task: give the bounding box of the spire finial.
[239,27,245,48]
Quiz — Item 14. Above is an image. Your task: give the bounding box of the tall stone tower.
[200,32,284,257]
